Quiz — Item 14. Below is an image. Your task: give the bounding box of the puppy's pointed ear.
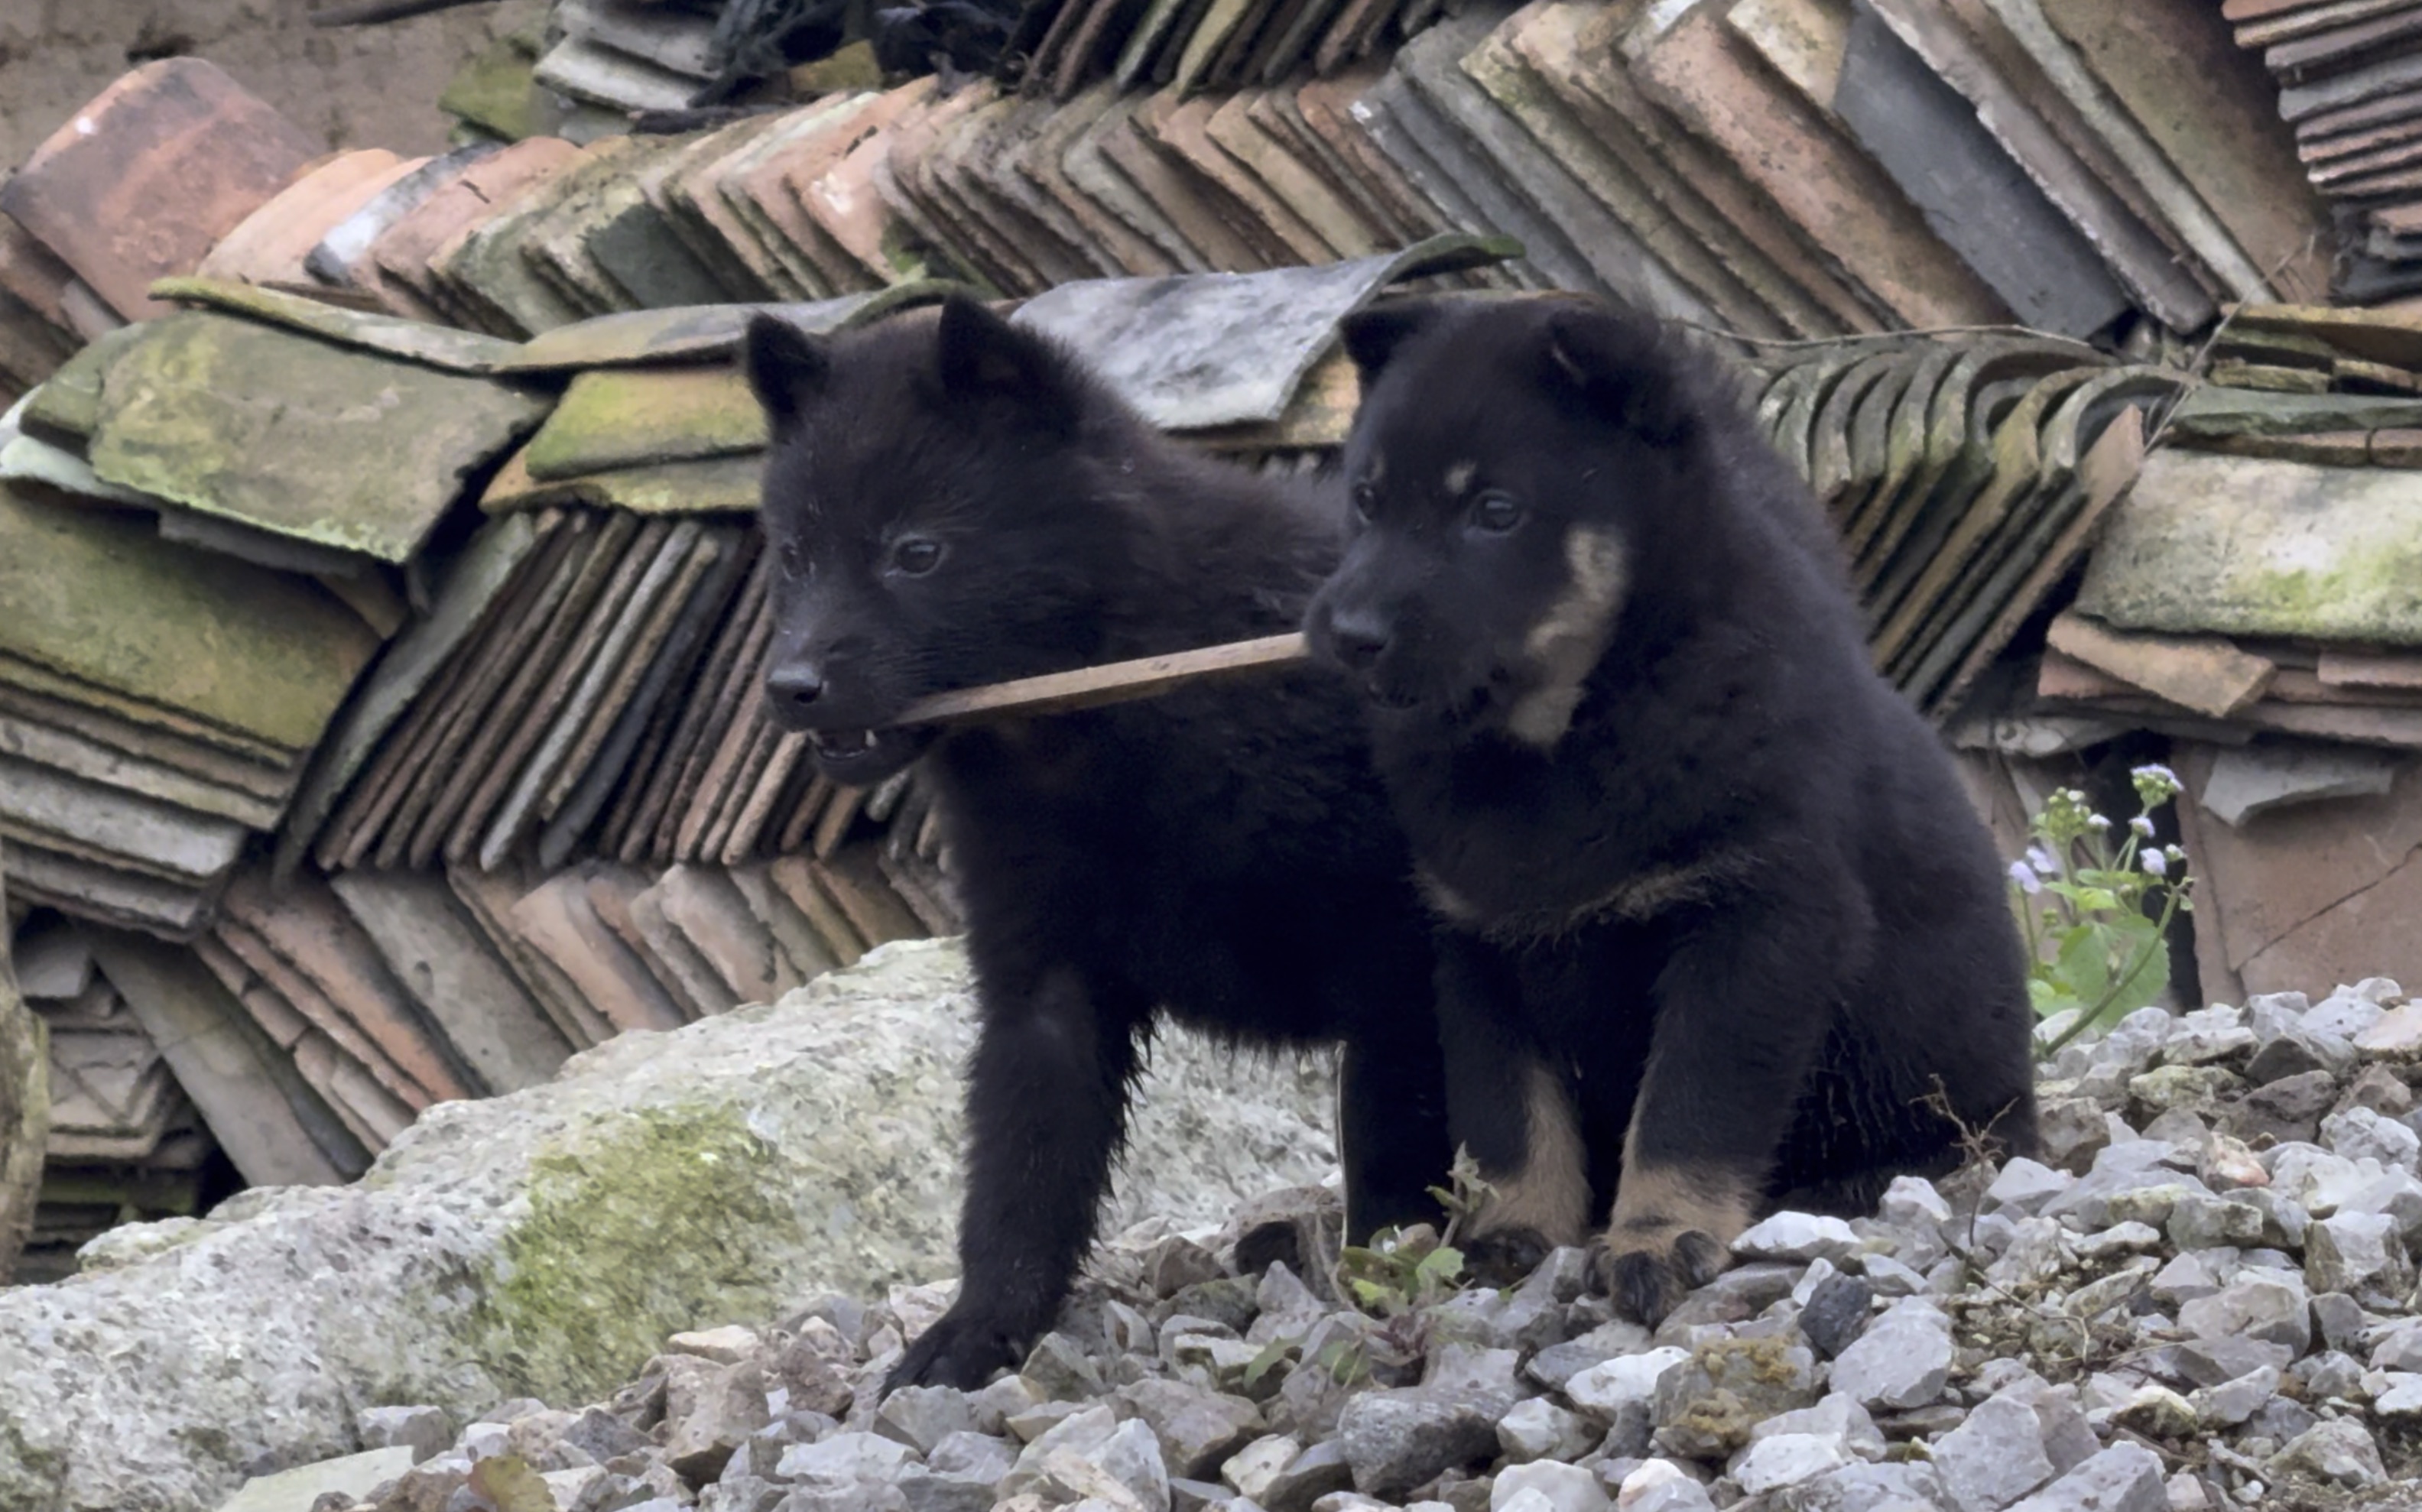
[1541,305,1695,448]
[743,314,831,424]
[1337,299,1446,382]
[934,294,1083,434]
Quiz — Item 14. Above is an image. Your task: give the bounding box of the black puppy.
[742,296,1453,1390]
[1305,294,2037,1323]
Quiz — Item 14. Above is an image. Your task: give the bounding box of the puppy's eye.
[891,537,943,576]
[778,541,809,579]
[1469,490,1522,534]
[1350,481,1379,522]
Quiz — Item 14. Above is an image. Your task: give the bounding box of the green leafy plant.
[2008,764,2193,1056]
[1335,1222,1468,1317]
[1238,1147,1501,1395]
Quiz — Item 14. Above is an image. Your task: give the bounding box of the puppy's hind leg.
[888,965,1148,1394]
[1436,933,1590,1284]
[1336,1016,1454,1244]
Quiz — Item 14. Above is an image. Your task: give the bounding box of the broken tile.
[89,929,354,1188]
[446,861,618,1050]
[1989,0,2313,304]
[1462,17,1796,339]
[410,514,650,867]
[0,482,379,751]
[500,285,953,373]
[368,137,583,322]
[2321,647,2422,689]
[522,368,765,480]
[7,840,218,939]
[197,149,423,289]
[0,752,249,885]
[1009,232,1511,430]
[277,511,551,878]
[508,866,688,1033]
[559,0,720,79]
[625,871,736,1019]
[539,527,755,871]
[87,311,554,563]
[329,868,575,1096]
[149,276,523,375]
[2180,741,2422,977]
[436,135,648,337]
[479,523,728,869]
[2076,448,2422,644]
[0,60,320,321]
[2203,740,2405,826]
[534,33,703,115]
[654,864,791,1005]
[2044,612,2281,719]
[323,517,601,871]
[220,868,472,1106]
[1628,2,2009,329]
[1863,0,2213,331]
[0,712,281,832]
[1836,7,2126,339]
[307,141,502,288]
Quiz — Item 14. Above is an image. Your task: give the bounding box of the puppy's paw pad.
[1672,1228,1729,1288]
[1593,1228,1729,1326]
[884,1314,1022,1396]
[1463,1228,1555,1287]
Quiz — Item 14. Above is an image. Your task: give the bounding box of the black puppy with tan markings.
[743,295,1456,1392]
[1305,293,2037,1323]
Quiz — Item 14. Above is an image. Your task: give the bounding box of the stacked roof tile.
[2230,0,2422,301]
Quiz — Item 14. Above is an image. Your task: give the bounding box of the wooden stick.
[888,633,1310,727]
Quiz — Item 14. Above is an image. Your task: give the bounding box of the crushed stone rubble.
[274,981,2422,1512]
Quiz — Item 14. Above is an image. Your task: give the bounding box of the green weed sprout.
[2010,764,2194,1057]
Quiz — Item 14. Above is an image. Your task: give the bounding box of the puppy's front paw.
[884,1310,1025,1396]
[1461,1225,1557,1288]
[1592,1228,1731,1325]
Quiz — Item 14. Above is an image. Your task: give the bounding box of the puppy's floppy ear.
[1337,297,1448,382]
[1541,304,1696,449]
[934,294,1083,434]
[743,314,831,424]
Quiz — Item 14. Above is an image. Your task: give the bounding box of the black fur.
[1306,294,2037,1323]
[745,297,1452,1391]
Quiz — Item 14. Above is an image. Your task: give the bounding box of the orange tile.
[199,149,427,289]
[0,59,319,320]
[363,137,582,321]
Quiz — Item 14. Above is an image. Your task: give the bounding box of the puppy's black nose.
[1321,608,1391,673]
[767,663,826,707]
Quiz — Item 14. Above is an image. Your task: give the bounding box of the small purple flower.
[2130,816,2155,839]
[2009,861,2042,896]
[2131,764,2183,807]
[2087,814,2113,832]
[2141,849,2168,878]
[2027,845,2059,876]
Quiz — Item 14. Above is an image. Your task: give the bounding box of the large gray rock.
[0,939,1339,1512]
[1826,1299,1953,1411]
[2002,1443,2166,1512]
